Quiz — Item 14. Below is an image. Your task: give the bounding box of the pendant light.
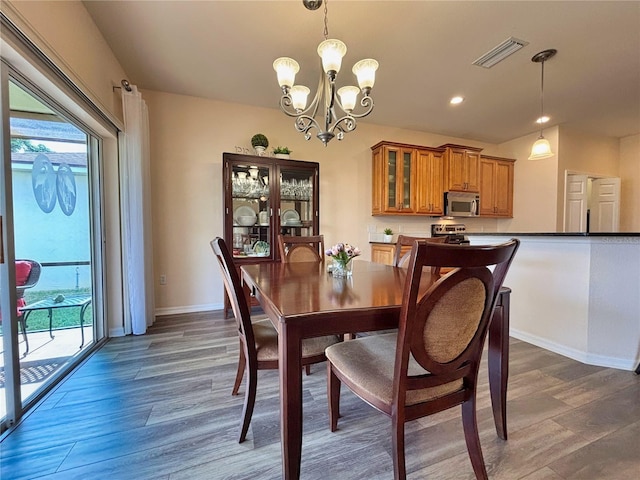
[528,49,557,160]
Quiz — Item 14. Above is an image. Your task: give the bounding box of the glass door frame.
[0,62,108,433]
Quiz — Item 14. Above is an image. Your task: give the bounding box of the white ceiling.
[83,0,640,144]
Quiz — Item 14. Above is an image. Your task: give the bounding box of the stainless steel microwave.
[444,192,480,217]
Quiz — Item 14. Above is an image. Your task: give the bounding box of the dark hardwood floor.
[1,310,639,479]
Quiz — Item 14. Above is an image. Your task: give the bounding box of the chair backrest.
[15,259,42,298]
[278,234,325,263]
[210,238,256,353]
[393,235,447,271]
[395,239,519,398]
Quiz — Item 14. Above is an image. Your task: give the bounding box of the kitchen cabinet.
[415,148,445,215]
[441,144,482,192]
[223,152,319,262]
[371,142,415,214]
[371,141,445,216]
[371,243,396,265]
[479,155,515,217]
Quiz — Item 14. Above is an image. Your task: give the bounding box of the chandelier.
[273,0,379,146]
[528,49,557,160]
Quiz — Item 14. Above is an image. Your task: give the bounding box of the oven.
[431,223,470,244]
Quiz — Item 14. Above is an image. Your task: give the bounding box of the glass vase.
[332,259,353,277]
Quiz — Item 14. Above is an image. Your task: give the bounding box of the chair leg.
[327,363,341,432]
[461,397,489,480]
[232,341,246,396]
[391,413,407,480]
[305,365,311,375]
[238,363,257,443]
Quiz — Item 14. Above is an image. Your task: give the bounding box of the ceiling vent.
[472,37,529,68]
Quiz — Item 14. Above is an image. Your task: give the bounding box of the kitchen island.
[467,232,640,371]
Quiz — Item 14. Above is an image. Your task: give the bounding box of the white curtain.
[120,85,154,335]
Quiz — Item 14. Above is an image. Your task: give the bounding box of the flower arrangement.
[326,242,361,276]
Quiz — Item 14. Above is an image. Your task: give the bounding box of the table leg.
[488,287,510,440]
[20,311,31,356]
[47,308,54,339]
[279,323,304,480]
[79,301,91,348]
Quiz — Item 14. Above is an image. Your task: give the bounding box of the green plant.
[383,228,393,235]
[273,146,292,154]
[251,133,269,148]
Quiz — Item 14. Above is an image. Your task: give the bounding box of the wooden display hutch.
[222,152,319,315]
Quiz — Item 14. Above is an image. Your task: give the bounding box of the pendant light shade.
[528,49,557,160]
[528,135,553,160]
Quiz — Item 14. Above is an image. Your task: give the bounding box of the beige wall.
[495,127,560,233]
[620,134,640,231]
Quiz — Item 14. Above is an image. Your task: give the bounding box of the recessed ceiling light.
[536,116,550,124]
[450,96,464,105]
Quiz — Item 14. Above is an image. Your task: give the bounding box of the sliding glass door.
[1,70,105,431]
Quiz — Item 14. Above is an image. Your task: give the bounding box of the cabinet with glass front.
[223,152,319,263]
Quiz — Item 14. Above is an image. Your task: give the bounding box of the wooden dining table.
[241,260,511,480]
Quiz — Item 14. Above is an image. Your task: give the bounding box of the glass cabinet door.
[279,167,316,238]
[230,163,272,259]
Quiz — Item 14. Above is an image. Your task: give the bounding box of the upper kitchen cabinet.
[372,142,415,214]
[371,141,445,216]
[441,144,482,192]
[479,155,515,217]
[223,153,319,262]
[415,148,445,215]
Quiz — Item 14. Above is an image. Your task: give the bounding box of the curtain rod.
[112,79,132,92]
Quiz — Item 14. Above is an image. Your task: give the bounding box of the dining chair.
[393,234,447,268]
[325,238,520,479]
[278,234,325,263]
[210,237,340,443]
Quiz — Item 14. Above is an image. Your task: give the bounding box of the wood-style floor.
[1,310,639,480]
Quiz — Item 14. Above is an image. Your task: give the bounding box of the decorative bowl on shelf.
[237,215,256,226]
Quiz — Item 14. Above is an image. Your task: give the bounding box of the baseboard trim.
[155,302,223,317]
[510,328,637,371]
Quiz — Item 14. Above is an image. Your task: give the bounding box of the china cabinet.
[222,152,319,315]
[440,144,482,192]
[479,155,515,217]
[223,152,319,262]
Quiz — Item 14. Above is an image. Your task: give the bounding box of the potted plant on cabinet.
[383,228,393,243]
[273,146,292,159]
[251,133,269,156]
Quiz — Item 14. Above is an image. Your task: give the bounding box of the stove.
[431,223,470,244]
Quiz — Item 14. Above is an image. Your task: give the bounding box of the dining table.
[241,259,511,480]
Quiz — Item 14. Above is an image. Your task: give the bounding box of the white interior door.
[591,177,621,232]
[565,174,588,232]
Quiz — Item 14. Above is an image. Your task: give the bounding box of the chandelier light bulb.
[352,59,378,92]
[290,85,310,111]
[337,86,359,111]
[317,39,347,74]
[273,57,300,89]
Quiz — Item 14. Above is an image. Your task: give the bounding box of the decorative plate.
[281,209,300,225]
[234,205,256,221]
[253,241,270,255]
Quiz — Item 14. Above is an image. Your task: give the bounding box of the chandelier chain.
[539,60,545,135]
[323,0,329,40]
